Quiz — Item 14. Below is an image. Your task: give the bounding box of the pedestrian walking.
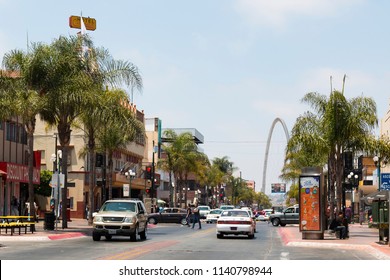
[186,204,192,227]
[192,205,201,229]
[345,206,352,224]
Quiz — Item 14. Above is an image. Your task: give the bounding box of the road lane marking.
[99,240,179,260]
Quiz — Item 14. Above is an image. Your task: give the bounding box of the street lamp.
[50,149,62,231]
[183,187,190,207]
[125,169,135,198]
[347,172,359,186]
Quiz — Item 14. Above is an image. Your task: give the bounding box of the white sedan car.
[216,209,255,239]
[205,209,223,223]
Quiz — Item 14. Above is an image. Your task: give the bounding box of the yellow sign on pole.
[69,16,96,31]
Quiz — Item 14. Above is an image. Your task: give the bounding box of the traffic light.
[145,188,151,194]
[145,166,152,179]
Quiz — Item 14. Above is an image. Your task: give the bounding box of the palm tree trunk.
[329,152,337,220]
[27,131,36,229]
[61,145,69,228]
[169,171,173,207]
[107,151,113,200]
[58,122,72,229]
[88,143,96,225]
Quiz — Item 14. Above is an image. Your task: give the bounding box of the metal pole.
[56,166,60,231]
[378,160,381,191]
[54,135,59,231]
[152,141,155,199]
[129,172,132,198]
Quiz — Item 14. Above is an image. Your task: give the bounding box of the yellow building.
[33,104,148,219]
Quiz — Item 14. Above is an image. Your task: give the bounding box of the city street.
[0,220,388,260]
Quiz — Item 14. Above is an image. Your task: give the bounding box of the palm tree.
[39,35,143,228]
[38,35,95,228]
[212,156,235,206]
[159,130,203,207]
[286,76,377,218]
[97,102,144,201]
[0,44,48,224]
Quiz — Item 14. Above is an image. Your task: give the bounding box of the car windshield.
[209,209,222,214]
[198,206,209,210]
[101,202,136,212]
[221,210,249,217]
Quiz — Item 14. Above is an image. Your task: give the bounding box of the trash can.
[44,212,55,230]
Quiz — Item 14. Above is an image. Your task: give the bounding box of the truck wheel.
[130,226,138,242]
[140,223,147,240]
[92,232,101,241]
[272,218,280,227]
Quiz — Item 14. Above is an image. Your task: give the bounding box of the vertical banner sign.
[123,184,130,197]
[299,176,321,231]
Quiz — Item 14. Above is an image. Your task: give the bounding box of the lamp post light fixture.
[347,172,359,186]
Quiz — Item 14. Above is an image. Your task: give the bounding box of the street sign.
[380,173,390,190]
[69,16,96,31]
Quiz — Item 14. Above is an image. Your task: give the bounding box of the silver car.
[92,199,148,241]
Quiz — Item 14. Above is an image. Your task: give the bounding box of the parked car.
[269,205,299,227]
[216,209,255,239]
[92,199,148,241]
[205,209,223,223]
[197,205,211,219]
[256,212,271,221]
[148,207,190,225]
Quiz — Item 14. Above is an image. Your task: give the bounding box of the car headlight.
[124,217,136,223]
[93,216,103,223]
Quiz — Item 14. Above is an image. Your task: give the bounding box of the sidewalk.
[278,223,390,259]
[0,218,92,241]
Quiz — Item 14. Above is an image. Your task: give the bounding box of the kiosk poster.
[299,176,321,231]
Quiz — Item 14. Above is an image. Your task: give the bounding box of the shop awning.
[362,190,390,204]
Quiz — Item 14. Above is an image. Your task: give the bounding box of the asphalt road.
[0,221,382,260]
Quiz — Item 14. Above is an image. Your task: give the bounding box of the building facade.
[0,118,41,216]
[33,104,148,218]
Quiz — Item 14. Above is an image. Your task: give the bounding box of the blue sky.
[1,0,389,194]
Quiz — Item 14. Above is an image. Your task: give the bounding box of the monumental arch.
[261,118,290,194]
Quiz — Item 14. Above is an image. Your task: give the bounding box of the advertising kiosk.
[299,167,325,240]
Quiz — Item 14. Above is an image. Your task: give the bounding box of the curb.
[48,232,86,240]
